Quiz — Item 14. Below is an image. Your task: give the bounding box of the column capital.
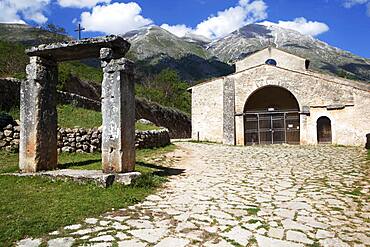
[101,56,134,74]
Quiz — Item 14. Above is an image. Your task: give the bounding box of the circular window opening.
[265,59,277,66]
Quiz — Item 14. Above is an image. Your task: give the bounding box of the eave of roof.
[188,64,370,93]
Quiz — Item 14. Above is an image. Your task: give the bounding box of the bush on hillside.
[136,69,191,113]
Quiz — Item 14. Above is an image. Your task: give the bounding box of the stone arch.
[235,80,304,114]
[317,116,332,144]
[243,85,300,145]
[244,85,300,112]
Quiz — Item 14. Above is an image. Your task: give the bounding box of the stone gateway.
[19,36,136,173]
[190,47,370,147]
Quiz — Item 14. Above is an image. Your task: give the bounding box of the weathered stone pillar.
[223,78,236,145]
[100,48,136,173]
[19,56,58,172]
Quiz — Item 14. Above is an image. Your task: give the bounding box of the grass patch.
[308,241,321,247]
[367,149,370,160]
[344,188,363,196]
[6,104,160,130]
[246,207,260,215]
[0,145,176,246]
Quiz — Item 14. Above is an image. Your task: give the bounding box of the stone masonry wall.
[0,78,191,139]
[191,64,370,146]
[0,122,170,153]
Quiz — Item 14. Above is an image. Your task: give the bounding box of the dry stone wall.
[0,78,191,139]
[0,122,170,153]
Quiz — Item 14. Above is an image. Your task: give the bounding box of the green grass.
[59,61,103,86]
[344,188,364,196]
[6,104,160,130]
[246,207,260,215]
[0,145,176,246]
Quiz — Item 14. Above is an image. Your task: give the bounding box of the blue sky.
[1,0,369,58]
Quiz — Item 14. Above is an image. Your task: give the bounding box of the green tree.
[136,69,191,113]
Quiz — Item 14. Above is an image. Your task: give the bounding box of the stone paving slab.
[16,143,370,246]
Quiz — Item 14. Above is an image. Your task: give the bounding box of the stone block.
[0,140,7,148]
[115,172,141,185]
[26,36,130,62]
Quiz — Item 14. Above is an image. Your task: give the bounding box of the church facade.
[189,47,370,146]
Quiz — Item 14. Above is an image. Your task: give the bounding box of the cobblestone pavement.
[18,143,370,247]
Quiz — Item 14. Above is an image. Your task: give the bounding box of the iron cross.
[75,23,85,40]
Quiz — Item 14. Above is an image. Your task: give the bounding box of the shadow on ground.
[136,161,185,177]
[58,159,101,169]
[57,159,185,177]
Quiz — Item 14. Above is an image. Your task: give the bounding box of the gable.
[235,47,307,72]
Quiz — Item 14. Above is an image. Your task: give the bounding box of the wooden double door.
[244,112,300,145]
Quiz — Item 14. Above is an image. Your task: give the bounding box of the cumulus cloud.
[0,0,50,24]
[161,0,268,39]
[160,24,193,37]
[57,0,111,9]
[261,18,329,37]
[80,2,153,34]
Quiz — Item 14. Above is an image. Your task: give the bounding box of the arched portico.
[243,86,300,145]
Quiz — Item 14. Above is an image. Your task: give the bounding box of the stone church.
[189,47,370,146]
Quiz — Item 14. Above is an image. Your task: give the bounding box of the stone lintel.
[26,35,130,62]
[326,104,346,110]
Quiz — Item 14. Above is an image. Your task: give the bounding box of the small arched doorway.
[317,117,332,144]
[244,86,300,145]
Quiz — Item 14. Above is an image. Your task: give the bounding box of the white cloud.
[161,0,267,39]
[161,24,193,37]
[343,0,368,8]
[0,0,50,24]
[343,0,370,16]
[57,0,111,9]
[80,2,153,34]
[261,18,329,37]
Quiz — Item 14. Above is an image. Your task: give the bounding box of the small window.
[265,59,277,66]
[305,60,310,70]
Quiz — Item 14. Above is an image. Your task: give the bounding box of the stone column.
[19,56,58,172]
[100,48,136,173]
[223,78,236,145]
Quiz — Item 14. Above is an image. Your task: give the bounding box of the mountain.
[122,25,233,81]
[0,23,369,82]
[0,23,70,46]
[207,23,370,81]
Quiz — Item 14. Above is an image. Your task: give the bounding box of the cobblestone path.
[19,143,370,247]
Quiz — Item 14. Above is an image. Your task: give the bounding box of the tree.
[136,69,191,113]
